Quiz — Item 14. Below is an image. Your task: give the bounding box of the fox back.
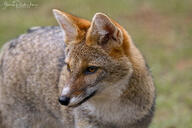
[0,9,155,128]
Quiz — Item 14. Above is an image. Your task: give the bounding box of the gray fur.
[0,26,74,128]
[0,24,155,128]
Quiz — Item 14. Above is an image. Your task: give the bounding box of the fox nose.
[58,96,70,106]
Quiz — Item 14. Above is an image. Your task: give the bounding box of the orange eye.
[67,64,71,72]
[85,66,98,75]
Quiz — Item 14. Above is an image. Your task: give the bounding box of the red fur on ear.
[53,9,90,44]
[86,13,123,46]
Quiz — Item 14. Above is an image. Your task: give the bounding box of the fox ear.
[86,13,123,46]
[53,9,90,44]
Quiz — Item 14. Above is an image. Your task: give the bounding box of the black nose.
[58,96,70,106]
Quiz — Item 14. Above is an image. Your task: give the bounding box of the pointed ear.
[53,9,90,44]
[86,13,123,47]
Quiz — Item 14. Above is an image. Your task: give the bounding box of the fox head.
[53,9,133,107]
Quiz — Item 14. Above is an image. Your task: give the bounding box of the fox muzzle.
[58,96,70,106]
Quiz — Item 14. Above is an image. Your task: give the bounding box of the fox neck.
[79,73,133,124]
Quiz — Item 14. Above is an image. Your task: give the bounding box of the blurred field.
[0,0,192,127]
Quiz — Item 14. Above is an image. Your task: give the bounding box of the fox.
[0,9,155,128]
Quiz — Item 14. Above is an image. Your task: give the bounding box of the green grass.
[0,0,192,127]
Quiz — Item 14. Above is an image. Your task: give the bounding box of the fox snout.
[58,82,98,106]
[58,96,70,106]
[58,86,73,106]
[58,86,76,106]
[58,62,103,107]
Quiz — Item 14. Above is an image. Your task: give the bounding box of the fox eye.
[66,64,71,72]
[85,66,98,75]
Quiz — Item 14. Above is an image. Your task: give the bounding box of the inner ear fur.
[53,9,90,44]
[86,13,123,47]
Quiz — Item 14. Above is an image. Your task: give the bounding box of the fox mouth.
[68,90,97,107]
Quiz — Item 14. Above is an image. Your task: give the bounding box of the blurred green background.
[0,0,192,127]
